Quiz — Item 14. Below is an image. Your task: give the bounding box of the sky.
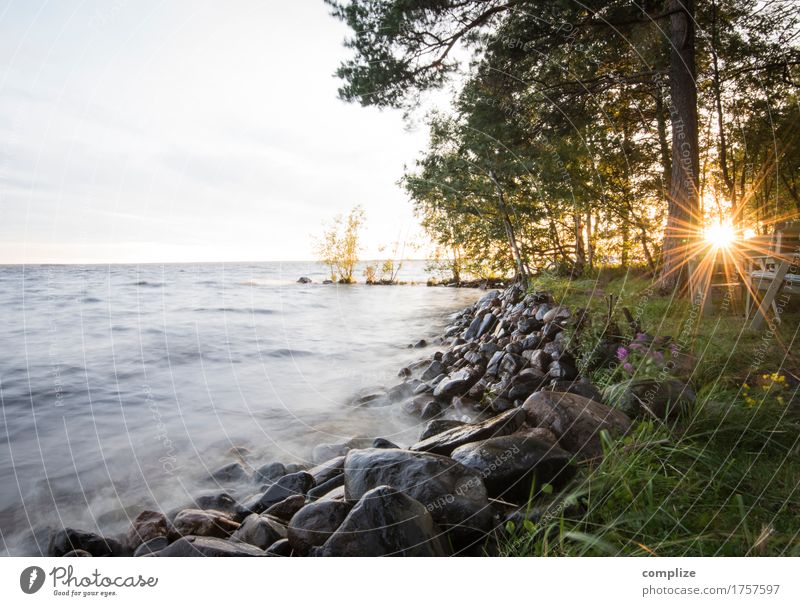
[0,0,432,263]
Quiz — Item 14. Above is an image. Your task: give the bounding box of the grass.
[502,267,800,556]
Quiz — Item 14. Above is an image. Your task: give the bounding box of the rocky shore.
[47,284,693,557]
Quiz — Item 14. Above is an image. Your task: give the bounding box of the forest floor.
[502,268,800,556]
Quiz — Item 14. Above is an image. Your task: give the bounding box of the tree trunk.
[711,0,736,220]
[659,0,700,295]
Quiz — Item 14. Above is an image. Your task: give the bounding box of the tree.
[314,206,365,283]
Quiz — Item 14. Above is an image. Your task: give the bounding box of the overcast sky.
[0,0,431,263]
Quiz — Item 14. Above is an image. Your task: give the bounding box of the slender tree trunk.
[659,0,700,295]
[711,0,736,220]
[574,213,585,275]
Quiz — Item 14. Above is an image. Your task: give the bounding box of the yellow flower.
[777,396,785,405]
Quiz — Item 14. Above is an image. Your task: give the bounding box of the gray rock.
[126,510,170,549]
[254,462,286,483]
[450,430,574,501]
[307,456,345,485]
[411,408,526,456]
[231,513,286,549]
[548,359,578,380]
[297,277,312,284]
[210,462,251,483]
[192,492,249,522]
[546,379,604,403]
[156,536,267,557]
[522,348,551,371]
[266,538,292,556]
[522,391,632,459]
[343,449,492,543]
[419,419,466,441]
[172,509,239,539]
[421,360,445,381]
[476,313,497,338]
[133,536,169,556]
[256,472,316,512]
[372,437,399,449]
[288,500,352,555]
[49,529,126,557]
[319,486,449,556]
[432,369,476,400]
[420,400,443,420]
[307,473,344,500]
[463,315,483,341]
[264,495,307,522]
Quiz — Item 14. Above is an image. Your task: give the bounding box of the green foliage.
[314,206,365,283]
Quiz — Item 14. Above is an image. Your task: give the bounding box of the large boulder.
[287,500,352,555]
[210,462,251,483]
[49,528,126,557]
[450,430,575,502]
[231,513,286,550]
[172,509,239,539]
[156,536,266,557]
[522,391,631,459]
[343,448,492,543]
[603,378,695,420]
[419,419,466,441]
[319,486,449,556]
[411,408,526,456]
[264,495,307,522]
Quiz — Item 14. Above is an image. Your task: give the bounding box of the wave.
[264,348,315,358]
[193,307,275,315]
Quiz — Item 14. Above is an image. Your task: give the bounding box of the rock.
[266,538,292,556]
[156,536,267,557]
[49,528,126,557]
[319,486,449,556]
[397,366,412,378]
[463,315,484,340]
[307,474,344,499]
[288,500,352,555]
[284,463,307,474]
[256,472,316,512]
[507,368,548,401]
[172,509,239,539]
[413,339,428,348]
[63,549,93,557]
[126,510,170,549]
[521,334,544,350]
[192,492,249,522]
[603,378,695,420]
[534,304,551,321]
[210,462,251,483]
[420,400,443,420]
[402,394,434,415]
[387,382,413,401]
[264,495,307,522]
[419,419,466,441]
[254,461,286,484]
[133,536,169,556]
[545,379,604,403]
[542,341,563,360]
[523,348,551,371]
[486,351,506,376]
[543,306,570,323]
[432,369,477,400]
[372,437,399,449]
[522,391,631,459]
[413,381,434,395]
[307,456,345,485]
[231,513,286,549]
[548,359,578,380]
[421,360,445,381]
[343,449,492,543]
[541,322,562,341]
[498,353,523,379]
[297,277,312,284]
[412,408,526,456]
[489,395,514,412]
[450,430,575,501]
[476,313,497,338]
[353,390,389,407]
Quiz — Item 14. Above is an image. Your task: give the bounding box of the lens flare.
[703,221,736,249]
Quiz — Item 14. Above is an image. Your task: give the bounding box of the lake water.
[0,261,480,555]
